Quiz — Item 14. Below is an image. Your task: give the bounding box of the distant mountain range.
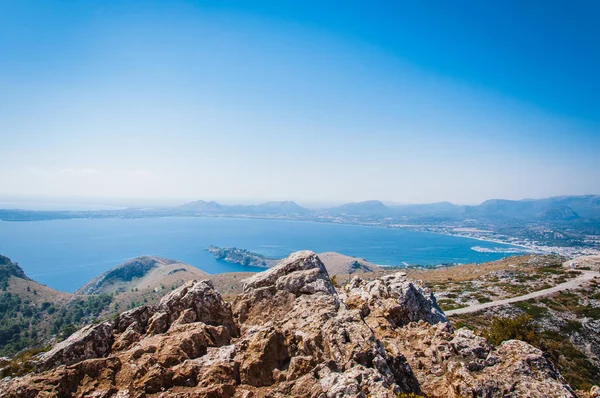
[177,195,600,222]
[179,200,309,215]
[0,195,599,226]
[463,196,600,220]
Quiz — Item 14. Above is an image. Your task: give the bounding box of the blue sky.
[0,0,598,204]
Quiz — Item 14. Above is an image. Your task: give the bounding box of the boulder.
[37,322,114,371]
[242,250,335,295]
[450,328,492,360]
[342,272,447,333]
[114,304,155,333]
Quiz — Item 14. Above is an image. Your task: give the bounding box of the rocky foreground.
[0,251,577,397]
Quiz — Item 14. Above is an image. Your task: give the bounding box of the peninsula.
[205,246,384,275]
[206,246,278,268]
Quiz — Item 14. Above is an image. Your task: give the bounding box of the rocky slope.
[449,274,600,393]
[0,251,576,397]
[0,258,80,357]
[0,255,31,289]
[0,255,209,358]
[569,255,600,272]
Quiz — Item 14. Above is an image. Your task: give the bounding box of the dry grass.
[8,278,72,305]
[405,255,540,283]
[207,272,256,295]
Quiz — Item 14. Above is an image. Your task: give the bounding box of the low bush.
[484,315,538,346]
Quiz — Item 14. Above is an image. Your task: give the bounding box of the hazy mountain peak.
[538,206,580,221]
[357,200,386,206]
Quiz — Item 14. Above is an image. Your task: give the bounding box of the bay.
[0,217,523,292]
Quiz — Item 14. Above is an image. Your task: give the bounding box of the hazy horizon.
[2,1,598,204]
[1,192,599,212]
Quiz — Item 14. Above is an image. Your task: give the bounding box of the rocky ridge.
[0,251,576,397]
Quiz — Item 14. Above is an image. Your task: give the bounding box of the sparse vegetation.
[0,256,30,290]
[484,315,538,346]
[540,330,599,390]
[437,298,464,311]
[513,300,548,317]
[537,267,564,275]
[0,346,50,378]
[474,294,492,304]
[0,290,112,356]
[453,281,600,390]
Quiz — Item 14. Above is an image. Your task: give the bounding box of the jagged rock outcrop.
[342,272,447,331]
[229,251,420,396]
[389,322,575,397]
[37,322,114,371]
[0,251,577,397]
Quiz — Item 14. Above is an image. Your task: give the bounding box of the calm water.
[0,217,523,292]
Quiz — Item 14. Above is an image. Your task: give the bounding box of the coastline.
[2,211,597,259]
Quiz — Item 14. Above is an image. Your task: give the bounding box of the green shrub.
[537,267,563,274]
[513,301,547,317]
[563,320,583,333]
[484,315,538,346]
[0,291,112,356]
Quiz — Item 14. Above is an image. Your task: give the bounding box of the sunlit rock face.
[1,251,575,398]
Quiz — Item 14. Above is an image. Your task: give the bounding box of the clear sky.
[1,0,598,205]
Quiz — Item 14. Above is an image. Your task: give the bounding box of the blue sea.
[0,217,524,293]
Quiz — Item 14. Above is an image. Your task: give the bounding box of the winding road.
[445,270,599,316]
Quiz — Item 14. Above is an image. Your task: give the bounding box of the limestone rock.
[242,250,335,295]
[392,322,576,397]
[37,322,114,371]
[0,251,579,398]
[114,305,155,333]
[230,251,421,396]
[450,328,492,360]
[2,357,122,397]
[342,272,447,332]
[157,279,239,336]
[113,279,238,338]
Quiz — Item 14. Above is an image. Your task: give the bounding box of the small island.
[206,246,279,268]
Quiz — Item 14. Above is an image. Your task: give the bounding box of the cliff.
[0,251,576,397]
